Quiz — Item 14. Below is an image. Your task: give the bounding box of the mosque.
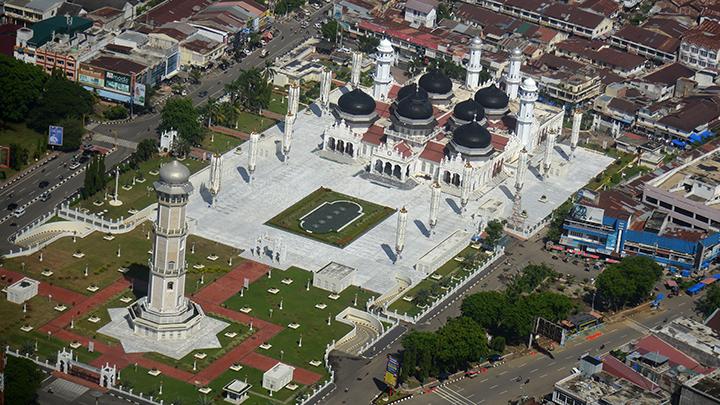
[320,38,567,205]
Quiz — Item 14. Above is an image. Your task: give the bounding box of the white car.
[69,161,81,170]
[13,207,25,218]
[314,22,321,29]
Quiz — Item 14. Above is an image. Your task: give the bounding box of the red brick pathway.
[240,352,322,385]
[193,261,269,304]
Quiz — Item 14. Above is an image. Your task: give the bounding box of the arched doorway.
[327,137,336,151]
[443,171,451,184]
[375,160,383,173]
[346,142,354,156]
[337,140,345,154]
[384,162,393,176]
[452,173,461,187]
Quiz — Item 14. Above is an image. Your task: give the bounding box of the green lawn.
[224,267,375,374]
[72,156,208,219]
[2,226,241,295]
[268,93,288,115]
[71,293,129,346]
[266,187,395,248]
[388,246,485,316]
[236,111,277,133]
[209,368,308,403]
[0,297,99,363]
[0,123,48,181]
[143,317,252,373]
[201,132,245,154]
[119,365,200,403]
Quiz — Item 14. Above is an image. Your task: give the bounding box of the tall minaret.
[571,110,582,159]
[428,182,441,235]
[283,112,294,160]
[515,77,538,150]
[395,206,408,260]
[465,36,483,90]
[209,153,222,202]
[146,161,193,314]
[320,67,332,111]
[510,149,528,228]
[460,162,473,212]
[248,131,259,179]
[505,47,522,100]
[543,128,557,179]
[351,51,362,88]
[373,39,394,100]
[288,81,300,116]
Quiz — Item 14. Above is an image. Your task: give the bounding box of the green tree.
[8,144,29,171]
[358,35,380,54]
[26,75,93,134]
[490,336,506,353]
[596,256,663,310]
[461,291,507,331]
[437,2,452,20]
[54,117,85,151]
[321,20,339,42]
[484,219,504,248]
[547,199,573,241]
[400,331,438,382]
[159,97,204,146]
[696,283,720,317]
[189,68,202,85]
[129,139,157,169]
[225,68,272,113]
[435,317,489,372]
[0,54,47,123]
[5,356,43,404]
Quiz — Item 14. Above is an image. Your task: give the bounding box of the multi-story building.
[680,369,720,405]
[635,96,720,142]
[679,20,720,71]
[523,57,602,105]
[611,25,679,63]
[2,0,64,26]
[404,0,437,29]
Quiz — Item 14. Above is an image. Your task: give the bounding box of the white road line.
[480,378,488,383]
[540,373,547,378]
[679,301,687,307]
[558,366,566,371]
[499,371,508,375]
[518,362,527,367]
[548,361,556,366]
[490,384,499,389]
[530,368,539,374]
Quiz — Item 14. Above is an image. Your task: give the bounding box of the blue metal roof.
[688,283,705,293]
[624,230,697,254]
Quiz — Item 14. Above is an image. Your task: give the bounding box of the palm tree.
[204,96,219,128]
[262,60,276,82]
[189,68,202,85]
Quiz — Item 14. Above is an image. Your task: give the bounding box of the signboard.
[48,125,63,146]
[243,277,250,289]
[534,317,566,346]
[383,355,400,387]
[105,71,131,94]
[134,82,146,106]
[78,66,105,88]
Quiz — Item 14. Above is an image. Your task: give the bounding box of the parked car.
[13,207,25,217]
[40,191,51,202]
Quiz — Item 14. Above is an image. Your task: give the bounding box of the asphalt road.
[0,6,331,254]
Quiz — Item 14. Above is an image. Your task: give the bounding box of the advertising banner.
[48,125,63,146]
[78,66,105,88]
[105,71,131,94]
[383,355,400,387]
[134,82,146,106]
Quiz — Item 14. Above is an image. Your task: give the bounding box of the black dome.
[474,84,509,110]
[337,88,376,116]
[453,99,484,122]
[396,90,433,120]
[419,69,453,95]
[452,121,492,150]
[397,83,428,102]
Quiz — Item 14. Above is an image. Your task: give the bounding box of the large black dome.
[397,83,428,102]
[396,90,433,120]
[337,88,376,116]
[474,84,509,110]
[453,99,484,122]
[452,121,492,150]
[419,69,453,95]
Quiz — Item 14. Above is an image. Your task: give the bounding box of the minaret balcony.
[153,223,188,237]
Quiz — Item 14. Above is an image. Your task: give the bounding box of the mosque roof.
[453,99,485,122]
[337,88,376,116]
[418,69,453,95]
[474,84,509,110]
[396,88,434,120]
[452,120,492,150]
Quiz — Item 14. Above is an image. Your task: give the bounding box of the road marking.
[490,384,499,389]
[540,373,547,378]
[499,371,508,375]
[564,355,574,360]
[548,361,556,366]
[558,366,566,371]
[518,362,527,367]
[480,378,488,383]
[621,334,628,338]
[530,368,538,374]
[679,301,687,307]
[499,390,507,395]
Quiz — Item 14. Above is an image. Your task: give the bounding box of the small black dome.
[419,69,453,95]
[396,90,433,120]
[338,88,376,116]
[453,99,484,122]
[474,84,509,110]
[397,83,428,102]
[452,121,492,150]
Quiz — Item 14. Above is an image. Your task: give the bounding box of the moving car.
[38,180,49,188]
[13,207,25,217]
[40,191,51,202]
[69,161,81,170]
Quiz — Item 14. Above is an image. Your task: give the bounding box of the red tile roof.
[706,308,720,334]
[682,20,720,51]
[0,24,19,57]
[635,335,713,374]
[362,125,385,145]
[394,142,413,158]
[376,101,392,119]
[388,84,401,100]
[580,0,620,17]
[145,0,210,26]
[602,355,660,391]
[491,134,510,151]
[419,141,445,162]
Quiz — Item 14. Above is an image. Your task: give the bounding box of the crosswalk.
[432,385,477,405]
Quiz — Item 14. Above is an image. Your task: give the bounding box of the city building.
[5,277,39,304]
[552,365,670,405]
[222,379,252,404]
[680,368,720,405]
[635,96,720,142]
[404,0,437,29]
[679,20,720,71]
[655,317,720,368]
[79,55,148,104]
[262,362,294,392]
[180,34,226,68]
[611,25,680,63]
[2,0,64,26]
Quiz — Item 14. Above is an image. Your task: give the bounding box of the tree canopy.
[595,256,663,310]
[5,356,43,404]
[484,219,504,248]
[696,283,720,317]
[224,68,273,113]
[0,55,47,123]
[358,35,380,54]
[159,97,204,147]
[321,20,339,42]
[26,75,94,134]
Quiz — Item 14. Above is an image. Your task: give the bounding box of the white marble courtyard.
[185,93,614,295]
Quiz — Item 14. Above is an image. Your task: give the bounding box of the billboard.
[48,125,63,146]
[134,82,146,106]
[105,71,131,94]
[78,66,105,88]
[383,355,400,387]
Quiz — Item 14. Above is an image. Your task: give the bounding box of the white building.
[262,362,294,392]
[5,277,39,304]
[223,379,252,404]
[313,262,356,293]
[404,0,438,28]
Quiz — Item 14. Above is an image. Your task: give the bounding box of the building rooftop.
[682,20,720,51]
[614,25,680,54]
[316,262,356,279]
[85,55,146,74]
[144,0,210,26]
[655,317,720,367]
[4,0,63,12]
[643,63,695,85]
[265,362,294,378]
[555,371,667,404]
[26,15,93,48]
[685,368,720,400]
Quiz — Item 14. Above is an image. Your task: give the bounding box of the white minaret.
[147,161,192,314]
[373,39,394,100]
[515,77,538,150]
[460,161,473,212]
[465,36,483,90]
[543,129,557,178]
[428,182,441,234]
[571,110,582,158]
[283,112,294,160]
[320,67,332,111]
[505,47,522,100]
[288,81,300,116]
[351,51,362,88]
[209,153,222,201]
[248,131,259,178]
[395,206,408,259]
[510,148,528,228]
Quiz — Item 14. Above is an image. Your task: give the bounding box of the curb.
[0,153,59,191]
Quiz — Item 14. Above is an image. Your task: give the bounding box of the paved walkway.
[193,261,269,304]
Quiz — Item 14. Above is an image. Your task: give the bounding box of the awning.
[550,245,565,251]
[605,258,620,263]
[665,279,678,288]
